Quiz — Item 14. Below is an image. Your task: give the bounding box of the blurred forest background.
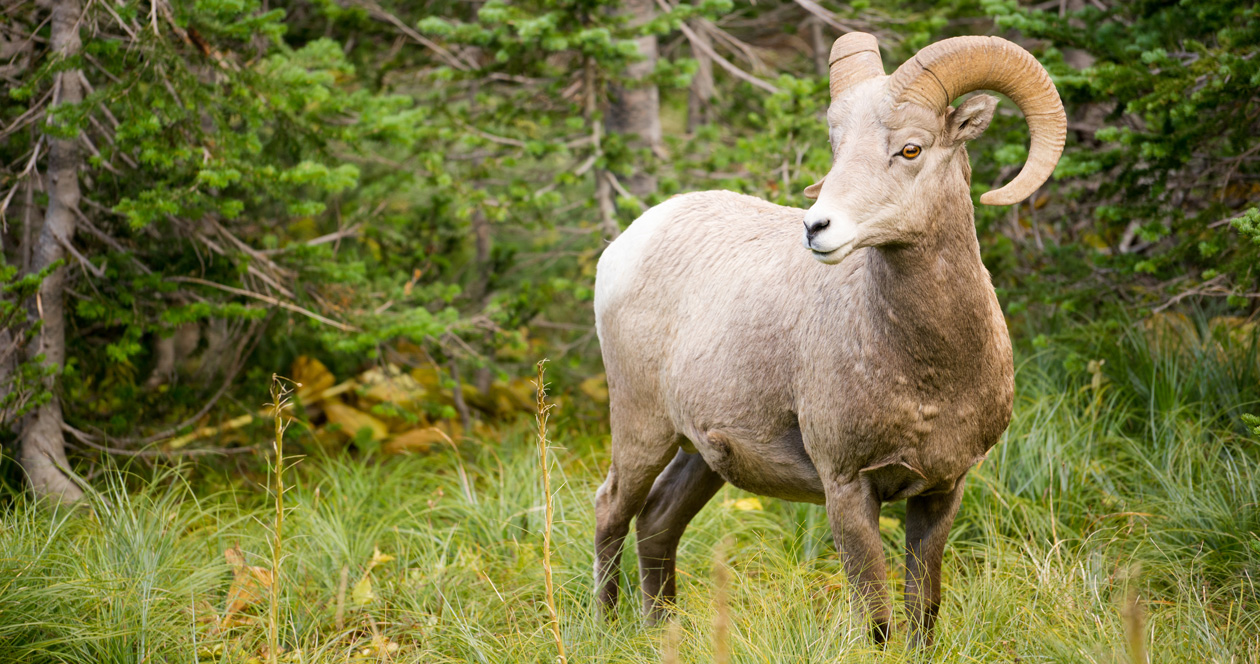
[0,0,1258,661]
[2,0,1258,494]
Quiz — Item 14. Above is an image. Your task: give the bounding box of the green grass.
[1,328,1258,662]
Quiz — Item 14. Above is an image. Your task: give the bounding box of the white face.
[802,78,997,264]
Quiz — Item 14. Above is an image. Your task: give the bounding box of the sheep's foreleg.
[904,476,966,648]
[635,449,725,624]
[827,480,890,643]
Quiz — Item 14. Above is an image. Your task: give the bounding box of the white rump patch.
[594,196,687,328]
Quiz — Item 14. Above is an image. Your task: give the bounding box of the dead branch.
[674,17,780,94]
[340,0,473,71]
[0,86,53,141]
[0,138,42,227]
[62,423,260,457]
[53,230,105,278]
[259,222,363,256]
[168,275,360,332]
[792,0,861,35]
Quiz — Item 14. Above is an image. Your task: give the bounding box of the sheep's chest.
[822,343,1015,496]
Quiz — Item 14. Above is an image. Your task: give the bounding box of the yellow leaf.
[410,366,443,391]
[579,373,609,403]
[1081,232,1110,251]
[322,402,389,442]
[222,545,273,624]
[382,427,447,455]
[467,379,533,418]
[359,365,424,406]
[351,574,374,606]
[370,547,395,569]
[728,497,762,511]
[291,356,335,399]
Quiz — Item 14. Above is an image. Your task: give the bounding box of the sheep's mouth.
[810,240,854,262]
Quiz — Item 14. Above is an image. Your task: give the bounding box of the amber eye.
[900,144,922,159]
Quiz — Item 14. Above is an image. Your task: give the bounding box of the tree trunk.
[686,20,715,133]
[605,0,662,198]
[584,56,619,240]
[19,0,85,502]
[596,170,619,239]
[810,17,828,78]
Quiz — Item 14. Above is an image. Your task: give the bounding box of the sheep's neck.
[862,208,1002,373]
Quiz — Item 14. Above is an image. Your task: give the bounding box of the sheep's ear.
[948,94,998,145]
[804,178,825,200]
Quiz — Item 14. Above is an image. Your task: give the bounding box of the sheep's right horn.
[887,36,1066,206]
[829,32,884,101]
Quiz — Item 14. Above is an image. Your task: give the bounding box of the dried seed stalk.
[534,360,567,664]
[267,375,293,664]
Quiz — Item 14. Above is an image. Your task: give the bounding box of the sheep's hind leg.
[905,476,966,648]
[635,449,725,624]
[594,419,676,618]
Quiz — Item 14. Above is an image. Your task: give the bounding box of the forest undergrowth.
[1,323,1258,663]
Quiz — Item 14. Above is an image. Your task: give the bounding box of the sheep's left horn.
[887,36,1066,206]
[829,32,884,101]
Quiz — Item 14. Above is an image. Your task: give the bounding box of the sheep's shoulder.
[595,190,804,319]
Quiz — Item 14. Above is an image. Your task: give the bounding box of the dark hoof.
[870,620,890,646]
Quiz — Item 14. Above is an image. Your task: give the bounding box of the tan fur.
[591,48,1048,646]
[597,188,1011,496]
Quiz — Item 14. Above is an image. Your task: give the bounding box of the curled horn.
[805,33,884,200]
[829,32,884,101]
[887,36,1066,206]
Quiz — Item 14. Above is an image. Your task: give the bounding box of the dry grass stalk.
[1121,570,1148,664]
[713,536,733,664]
[662,619,682,664]
[335,564,349,632]
[533,360,567,664]
[267,375,294,664]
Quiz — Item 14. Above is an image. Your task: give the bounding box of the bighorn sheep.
[591,32,1065,646]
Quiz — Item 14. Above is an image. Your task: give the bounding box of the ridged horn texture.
[888,36,1066,206]
[829,32,884,101]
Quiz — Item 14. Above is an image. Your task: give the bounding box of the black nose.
[804,218,830,240]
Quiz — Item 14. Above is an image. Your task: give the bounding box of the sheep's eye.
[900,144,922,159]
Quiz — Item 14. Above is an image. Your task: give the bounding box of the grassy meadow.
[1,323,1258,663]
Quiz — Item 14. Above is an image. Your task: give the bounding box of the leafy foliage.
[972,0,1260,327]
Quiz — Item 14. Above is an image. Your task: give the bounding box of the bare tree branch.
[340,0,473,71]
[168,276,360,332]
[674,17,781,94]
